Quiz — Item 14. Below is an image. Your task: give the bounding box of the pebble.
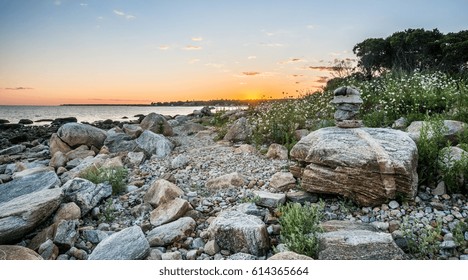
[388,200,400,209]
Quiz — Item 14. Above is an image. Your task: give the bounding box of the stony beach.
[0,105,467,260]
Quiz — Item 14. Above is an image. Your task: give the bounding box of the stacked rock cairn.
[332,86,363,128]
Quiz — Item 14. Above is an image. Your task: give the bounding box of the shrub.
[438,146,468,194]
[80,166,128,195]
[278,201,324,258]
[401,216,442,259]
[416,116,448,187]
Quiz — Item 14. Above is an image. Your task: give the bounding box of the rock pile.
[332,86,363,128]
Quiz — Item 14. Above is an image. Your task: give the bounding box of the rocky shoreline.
[0,106,467,260]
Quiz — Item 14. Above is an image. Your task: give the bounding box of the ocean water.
[0,105,235,124]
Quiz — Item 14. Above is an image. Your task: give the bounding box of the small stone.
[269,171,296,192]
[440,240,457,249]
[433,181,446,196]
[161,251,182,260]
[204,240,220,256]
[186,250,198,260]
[146,249,163,260]
[54,220,79,250]
[388,200,400,209]
[253,190,286,208]
[460,255,468,260]
[38,240,59,260]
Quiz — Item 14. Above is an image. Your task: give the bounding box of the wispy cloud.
[188,58,200,64]
[183,45,202,50]
[4,87,33,90]
[306,66,335,71]
[159,45,170,50]
[279,58,305,64]
[306,25,317,29]
[80,3,88,7]
[247,56,257,60]
[242,72,261,76]
[113,10,136,20]
[191,37,203,42]
[291,74,304,77]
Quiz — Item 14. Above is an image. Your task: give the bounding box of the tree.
[353,37,391,77]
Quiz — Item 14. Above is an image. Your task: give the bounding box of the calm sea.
[0,105,234,124]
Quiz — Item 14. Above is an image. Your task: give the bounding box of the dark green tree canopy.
[353,28,468,76]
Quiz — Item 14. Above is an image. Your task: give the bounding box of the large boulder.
[149,198,192,227]
[0,245,43,260]
[205,172,246,190]
[146,217,196,246]
[0,188,63,244]
[318,220,406,260]
[103,133,138,153]
[0,171,61,204]
[57,123,108,149]
[61,178,112,216]
[290,127,418,206]
[49,133,72,156]
[139,113,173,136]
[122,124,143,139]
[207,209,270,256]
[143,179,184,208]
[88,226,149,260]
[223,117,252,142]
[135,130,174,158]
[406,120,466,144]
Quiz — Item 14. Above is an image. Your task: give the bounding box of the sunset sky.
[1,0,467,105]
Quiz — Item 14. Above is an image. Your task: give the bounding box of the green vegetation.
[99,198,116,223]
[80,166,128,195]
[278,202,324,258]
[453,220,468,251]
[401,216,442,260]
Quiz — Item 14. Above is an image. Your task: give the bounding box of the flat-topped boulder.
[0,171,61,204]
[318,220,406,260]
[290,126,418,206]
[139,113,173,136]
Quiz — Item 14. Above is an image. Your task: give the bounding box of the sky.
[0,0,467,105]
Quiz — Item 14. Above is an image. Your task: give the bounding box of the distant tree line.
[151,99,266,107]
[352,28,468,77]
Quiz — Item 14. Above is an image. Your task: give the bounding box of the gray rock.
[290,127,418,206]
[149,198,192,226]
[269,171,296,192]
[268,251,313,260]
[88,226,149,260]
[318,220,406,260]
[388,200,400,209]
[0,144,25,156]
[82,230,110,244]
[0,245,43,260]
[146,217,196,246]
[266,144,289,160]
[140,112,173,136]
[126,151,145,166]
[135,130,174,158]
[204,240,220,256]
[460,255,468,260]
[223,117,252,142]
[186,249,198,260]
[192,237,206,249]
[0,170,61,204]
[440,240,457,249]
[57,122,108,149]
[207,209,269,256]
[253,190,286,208]
[53,219,79,250]
[0,188,63,244]
[433,181,447,196]
[181,122,208,135]
[232,203,268,218]
[286,190,318,204]
[38,239,59,260]
[171,154,189,169]
[143,179,184,208]
[103,133,137,153]
[62,178,112,216]
[392,117,408,129]
[406,120,467,144]
[228,252,257,260]
[206,172,246,190]
[161,251,182,260]
[122,124,143,139]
